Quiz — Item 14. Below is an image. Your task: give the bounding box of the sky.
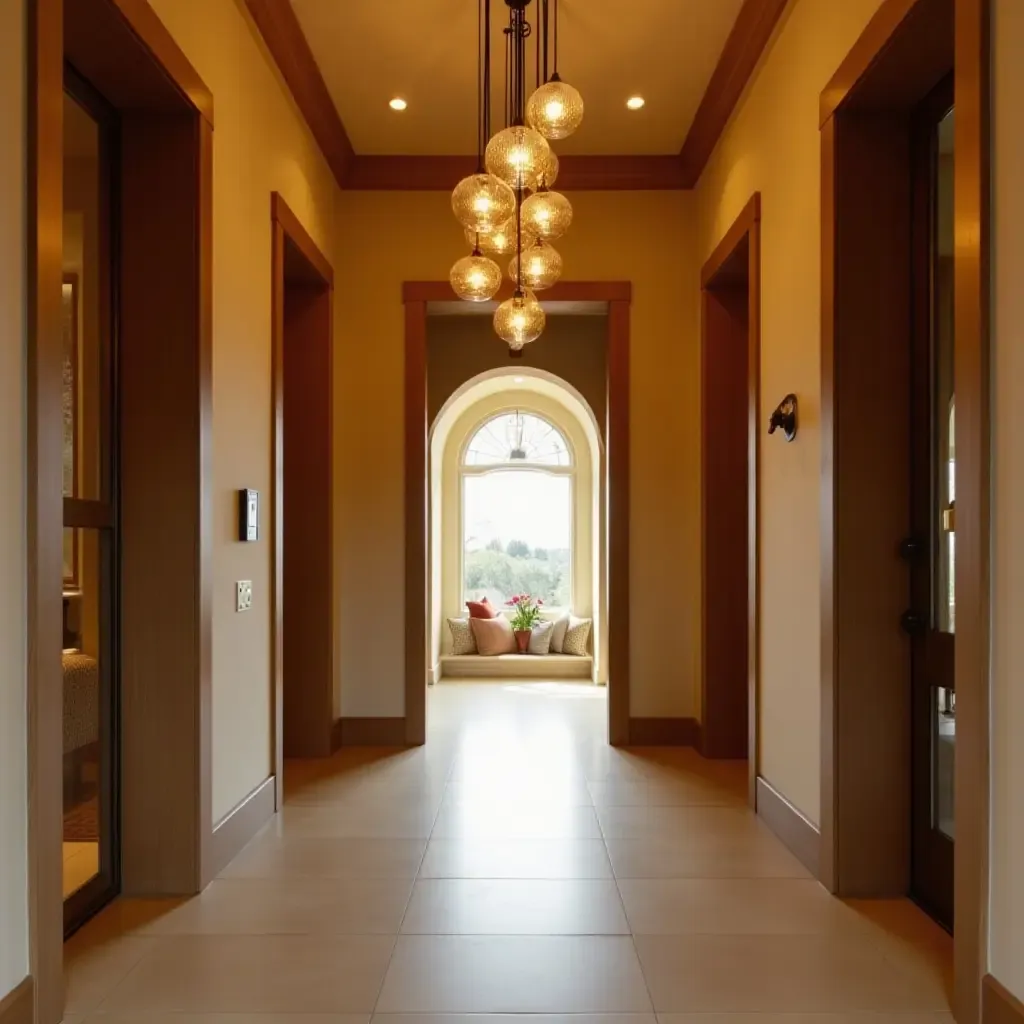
[464,470,571,553]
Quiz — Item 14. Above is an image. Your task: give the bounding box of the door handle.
[901,610,926,634]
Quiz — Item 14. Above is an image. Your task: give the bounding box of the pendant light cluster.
[449,0,583,351]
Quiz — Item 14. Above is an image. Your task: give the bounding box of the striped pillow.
[562,616,592,657]
[447,617,477,655]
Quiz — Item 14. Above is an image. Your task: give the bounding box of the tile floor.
[63,681,953,1023]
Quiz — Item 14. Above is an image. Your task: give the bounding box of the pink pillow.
[466,597,498,619]
[469,615,516,655]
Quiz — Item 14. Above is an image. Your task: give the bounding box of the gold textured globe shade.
[485,125,551,191]
[521,189,573,241]
[449,252,502,302]
[494,289,546,348]
[450,172,516,233]
[526,78,585,140]
[465,219,535,256]
[508,240,563,291]
[529,147,559,191]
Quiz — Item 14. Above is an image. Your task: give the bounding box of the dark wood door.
[908,76,955,931]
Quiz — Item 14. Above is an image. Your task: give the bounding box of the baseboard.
[333,716,408,747]
[209,775,276,880]
[985,975,1024,1024]
[628,717,700,746]
[756,775,820,877]
[0,977,33,1024]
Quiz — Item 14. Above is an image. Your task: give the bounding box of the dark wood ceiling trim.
[678,0,790,187]
[244,0,355,185]
[345,154,688,191]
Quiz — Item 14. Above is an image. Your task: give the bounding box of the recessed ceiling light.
[513,376,525,384]
[626,96,645,111]
[389,97,407,111]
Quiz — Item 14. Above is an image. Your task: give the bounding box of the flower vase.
[514,629,531,653]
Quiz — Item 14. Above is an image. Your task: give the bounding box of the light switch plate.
[236,580,253,612]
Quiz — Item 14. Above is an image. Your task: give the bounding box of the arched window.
[461,410,574,610]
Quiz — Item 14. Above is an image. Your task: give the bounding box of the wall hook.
[768,393,798,442]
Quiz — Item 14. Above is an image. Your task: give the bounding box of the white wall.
[0,0,29,1001]
[989,0,1024,1000]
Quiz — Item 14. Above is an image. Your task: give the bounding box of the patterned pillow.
[447,617,477,655]
[550,614,571,653]
[562,616,592,657]
[528,620,554,655]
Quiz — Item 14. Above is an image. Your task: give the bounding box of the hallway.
[63,682,952,1019]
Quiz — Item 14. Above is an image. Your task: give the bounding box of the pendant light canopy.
[450,0,583,349]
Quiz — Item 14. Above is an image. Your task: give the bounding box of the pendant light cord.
[476,0,482,169]
[552,0,559,79]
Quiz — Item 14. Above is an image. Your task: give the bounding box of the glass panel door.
[62,72,120,934]
[909,78,954,931]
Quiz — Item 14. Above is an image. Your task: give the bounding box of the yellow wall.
[146,0,343,822]
[694,0,886,824]
[334,190,699,720]
[0,0,28,1000]
[990,0,1024,1001]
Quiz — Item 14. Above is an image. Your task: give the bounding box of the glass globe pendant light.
[508,238,563,291]
[527,74,584,140]
[450,242,502,302]
[451,172,516,234]
[486,124,552,192]
[494,288,546,350]
[465,218,535,256]
[521,186,572,240]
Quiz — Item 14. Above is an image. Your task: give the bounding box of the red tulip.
[537,599,544,605]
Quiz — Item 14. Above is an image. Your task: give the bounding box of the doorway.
[271,194,335,784]
[61,69,120,934]
[909,79,956,930]
[700,195,760,790]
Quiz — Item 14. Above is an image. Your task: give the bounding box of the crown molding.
[679,0,790,186]
[246,0,789,192]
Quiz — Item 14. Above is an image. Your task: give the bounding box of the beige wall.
[990,0,1024,1001]
[0,0,28,1001]
[694,0,886,824]
[335,190,699,720]
[146,0,342,822]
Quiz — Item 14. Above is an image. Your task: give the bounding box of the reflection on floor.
[62,680,953,1021]
[63,842,99,899]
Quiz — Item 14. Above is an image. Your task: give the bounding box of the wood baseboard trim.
[628,717,700,746]
[332,717,408,748]
[0,977,33,1024]
[756,775,821,878]
[985,975,1024,1024]
[208,776,275,881]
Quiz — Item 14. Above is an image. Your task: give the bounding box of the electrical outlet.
[236,580,253,612]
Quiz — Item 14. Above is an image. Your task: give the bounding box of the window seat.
[439,653,593,680]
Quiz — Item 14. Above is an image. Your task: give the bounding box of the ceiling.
[290,0,746,157]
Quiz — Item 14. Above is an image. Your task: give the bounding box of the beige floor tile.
[657,1015,955,1024]
[597,805,765,841]
[274,803,438,839]
[419,838,613,879]
[219,835,427,879]
[124,877,413,936]
[589,775,743,808]
[605,836,811,879]
[374,1016,655,1024]
[431,801,602,840]
[618,878,866,935]
[98,935,395,1013]
[86,1016,368,1024]
[64,934,160,1015]
[402,879,629,934]
[444,774,595,806]
[376,935,653,1013]
[633,933,951,1013]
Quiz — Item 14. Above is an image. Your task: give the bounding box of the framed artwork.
[62,273,79,589]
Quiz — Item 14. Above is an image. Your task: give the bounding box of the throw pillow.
[470,614,516,655]
[550,613,571,653]
[447,617,477,655]
[528,619,554,655]
[562,615,593,657]
[466,596,498,619]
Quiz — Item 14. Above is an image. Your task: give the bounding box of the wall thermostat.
[238,489,259,542]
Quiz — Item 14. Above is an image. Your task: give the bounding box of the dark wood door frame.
[29,0,213,1018]
[270,192,334,809]
[819,1,989,1022]
[699,193,761,802]
[402,281,631,747]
